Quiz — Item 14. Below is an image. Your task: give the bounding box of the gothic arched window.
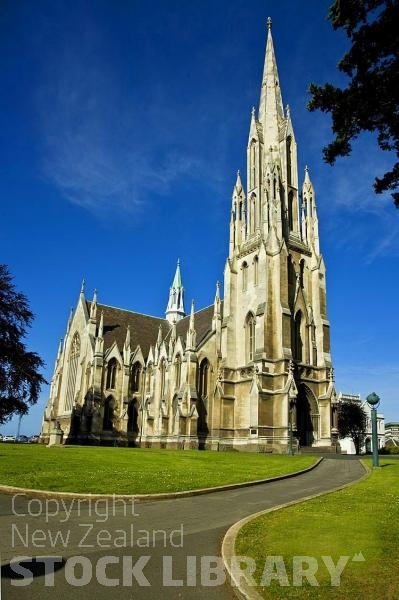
[103,396,114,431]
[106,358,118,390]
[288,191,294,231]
[254,256,259,286]
[65,332,80,411]
[242,261,248,291]
[130,361,142,393]
[175,354,182,389]
[198,358,209,399]
[293,311,303,362]
[127,400,139,433]
[246,313,256,363]
[159,359,167,399]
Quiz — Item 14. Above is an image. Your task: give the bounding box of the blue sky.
[1,0,398,435]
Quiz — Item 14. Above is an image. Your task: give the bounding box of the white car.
[2,435,16,442]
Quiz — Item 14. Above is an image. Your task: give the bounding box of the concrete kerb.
[221,459,371,600]
[0,458,323,501]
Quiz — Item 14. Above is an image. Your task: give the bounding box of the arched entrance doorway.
[296,384,319,447]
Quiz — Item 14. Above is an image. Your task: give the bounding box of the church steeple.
[165,259,186,324]
[258,18,284,151]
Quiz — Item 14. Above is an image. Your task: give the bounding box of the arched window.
[198,358,209,399]
[106,358,118,390]
[175,354,182,389]
[253,256,259,286]
[130,361,142,393]
[65,332,80,411]
[103,396,114,431]
[246,313,256,362]
[288,191,294,231]
[159,359,167,399]
[127,400,139,433]
[299,259,305,288]
[242,261,248,291]
[273,178,277,200]
[239,201,243,221]
[293,311,303,362]
[250,196,254,233]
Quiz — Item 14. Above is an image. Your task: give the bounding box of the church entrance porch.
[295,384,319,448]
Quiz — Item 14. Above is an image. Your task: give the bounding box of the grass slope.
[0,444,316,494]
[236,459,399,600]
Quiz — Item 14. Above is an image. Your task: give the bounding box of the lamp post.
[366,392,380,468]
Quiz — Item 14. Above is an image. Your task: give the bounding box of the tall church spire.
[165,259,186,324]
[258,17,284,151]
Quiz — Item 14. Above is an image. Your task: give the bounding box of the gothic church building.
[41,21,337,451]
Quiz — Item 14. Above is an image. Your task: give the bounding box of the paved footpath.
[0,458,365,600]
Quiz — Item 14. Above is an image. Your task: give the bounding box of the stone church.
[41,20,337,451]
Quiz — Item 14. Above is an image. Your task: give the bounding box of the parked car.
[16,435,29,443]
[29,435,40,443]
[2,435,16,442]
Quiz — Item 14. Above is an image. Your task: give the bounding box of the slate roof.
[87,300,223,359]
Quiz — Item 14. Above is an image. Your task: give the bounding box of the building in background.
[385,422,399,447]
[41,20,336,451]
[337,393,385,454]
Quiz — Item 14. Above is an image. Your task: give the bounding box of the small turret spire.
[80,278,85,296]
[90,289,97,320]
[166,260,186,324]
[186,300,196,350]
[124,325,130,350]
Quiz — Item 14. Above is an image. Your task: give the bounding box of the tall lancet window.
[246,313,256,363]
[254,256,259,286]
[106,358,118,390]
[130,361,142,393]
[293,311,303,362]
[198,358,209,399]
[242,262,248,291]
[175,354,182,389]
[65,332,80,411]
[160,359,167,399]
[288,191,294,231]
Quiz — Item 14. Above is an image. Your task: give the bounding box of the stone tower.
[220,18,335,449]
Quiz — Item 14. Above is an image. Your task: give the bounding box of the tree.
[308,0,399,206]
[337,400,368,455]
[0,264,47,424]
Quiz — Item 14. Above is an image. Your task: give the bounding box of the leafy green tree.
[308,0,399,206]
[337,400,368,455]
[0,264,46,424]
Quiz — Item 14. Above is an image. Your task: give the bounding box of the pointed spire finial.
[286,104,290,118]
[124,325,130,350]
[267,16,272,30]
[98,310,104,338]
[80,278,85,295]
[251,105,256,118]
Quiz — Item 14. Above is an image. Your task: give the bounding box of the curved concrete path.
[0,458,365,600]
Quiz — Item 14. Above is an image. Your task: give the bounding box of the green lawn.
[0,444,316,494]
[236,459,399,600]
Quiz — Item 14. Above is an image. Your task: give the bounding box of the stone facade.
[41,21,336,452]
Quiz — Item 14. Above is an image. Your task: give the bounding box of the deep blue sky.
[1,0,398,435]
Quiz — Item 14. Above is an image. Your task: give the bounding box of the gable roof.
[88,302,170,359]
[87,300,223,359]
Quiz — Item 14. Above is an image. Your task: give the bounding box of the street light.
[366,392,380,468]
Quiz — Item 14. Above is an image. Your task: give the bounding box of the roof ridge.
[91,301,170,323]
